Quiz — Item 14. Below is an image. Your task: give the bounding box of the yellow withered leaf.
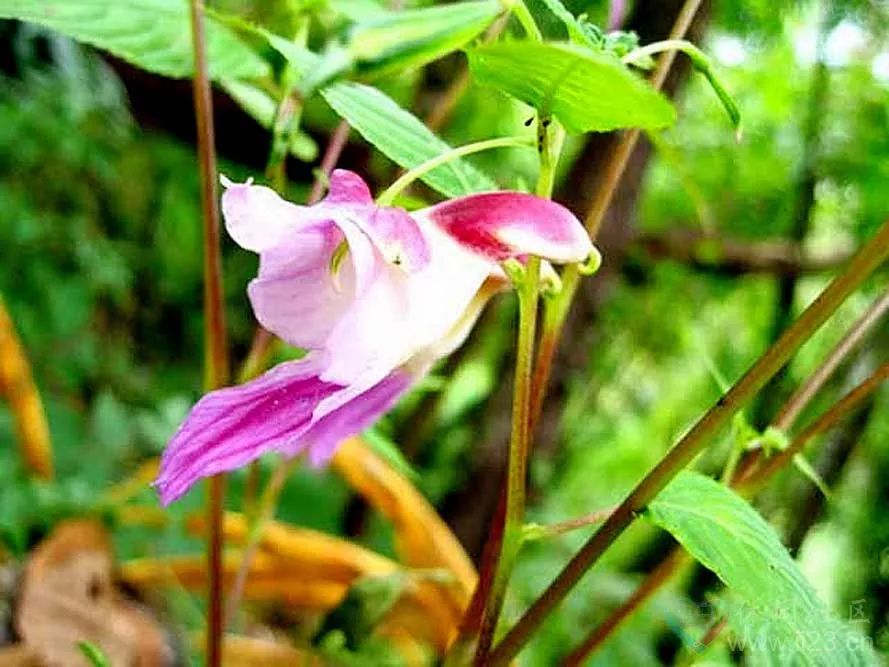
[188,513,398,582]
[121,551,350,610]
[0,296,53,480]
[219,634,327,666]
[332,438,477,600]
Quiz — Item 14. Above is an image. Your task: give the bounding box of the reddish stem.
[188,1,229,665]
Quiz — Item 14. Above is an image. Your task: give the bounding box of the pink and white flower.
[155,170,594,504]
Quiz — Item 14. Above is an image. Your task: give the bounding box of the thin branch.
[633,229,854,276]
[489,217,889,665]
[562,550,689,665]
[587,0,703,240]
[536,505,618,538]
[188,2,229,666]
[742,360,889,490]
[773,290,889,430]
[308,120,351,204]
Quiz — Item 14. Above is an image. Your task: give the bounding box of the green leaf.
[321,82,497,198]
[0,0,269,80]
[216,16,351,95]
[77,642,112,667]
[646,472,877,666]
[537,0,597,49]
[467,41,675,134]
[350,0,500,78]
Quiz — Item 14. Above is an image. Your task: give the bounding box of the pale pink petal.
[335,216,381,297]
[246,223,351,349]
[323,169,374,205]
[320,263,413,389]
[318,222,493,396]
[423,192,593,263]
[359,207,431,272]
[399,222,496,356]
[221,181,313,253]
[420,276,506,362]
[323,170,430,272]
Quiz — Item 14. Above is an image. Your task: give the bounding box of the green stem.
[472,118,560,665]
[489,217,889,665]
[265,21,308,191]
[623,39,740,132]
[523,505,617,540]
[508,0,543,41]
[742,360,889,491]
[376,136,533,207]
[226,456,300,626]
[188,2,229,666]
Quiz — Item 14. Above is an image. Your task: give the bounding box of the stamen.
[329,240,349,292]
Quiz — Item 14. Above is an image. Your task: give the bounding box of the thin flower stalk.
[377,136,533,207]
[473,118,561,665]
[188,1,229,665]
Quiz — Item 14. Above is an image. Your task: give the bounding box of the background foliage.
[0,0,887,664]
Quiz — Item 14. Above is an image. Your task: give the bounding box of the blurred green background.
[0,0,887,664]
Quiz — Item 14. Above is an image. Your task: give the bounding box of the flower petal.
[319,222,492,391]
[323,169,374,205]
[246,214,383,349]
[221,180,313,253]
[281,369,413,465]
[154,355,335,505]
[247,222,354,349]
[361,207,431,272]
[154,355,414,505]
[423,192,593,263]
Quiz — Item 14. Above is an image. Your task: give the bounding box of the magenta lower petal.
[284,369,413,465]
[153,356,412,505]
